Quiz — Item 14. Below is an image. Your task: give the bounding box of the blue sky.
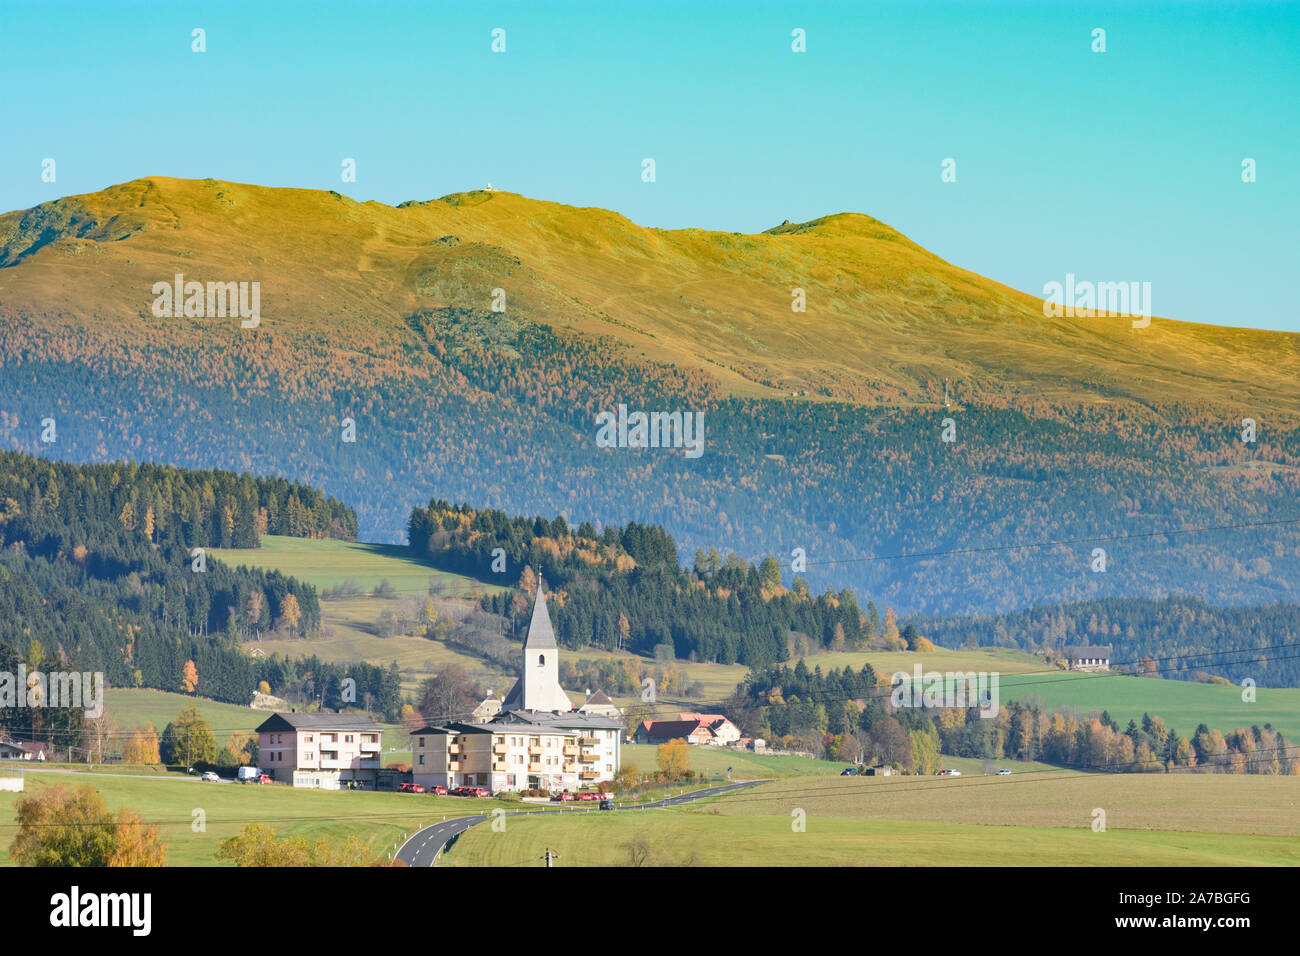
[2,0,1297,331]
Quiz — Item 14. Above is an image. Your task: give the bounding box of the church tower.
[501,579,573,713]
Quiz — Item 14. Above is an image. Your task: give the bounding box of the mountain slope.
[2,177,1298,616]
[2,176,1298,410]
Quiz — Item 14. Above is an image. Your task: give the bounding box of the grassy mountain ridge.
[2,176,1299,410]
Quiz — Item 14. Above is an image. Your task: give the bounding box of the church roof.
[523,582,557,650]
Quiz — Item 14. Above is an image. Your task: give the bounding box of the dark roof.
[1062,645,1112,659]
[635,719,709,739]
[409,721,493,736]
[583,690,614,706]
[255,712,382,734]
[495,710,620,731]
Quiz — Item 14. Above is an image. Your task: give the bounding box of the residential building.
[255,713,382,789]
[1062,645,1112,671]
[578,689,621,719]
[0,740,47,761]
[633,713,742,746]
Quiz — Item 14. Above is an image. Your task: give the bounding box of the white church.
[409,581,623,793]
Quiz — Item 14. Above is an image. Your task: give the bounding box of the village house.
[0,740,47,761]
[255,712,383,789]
[1062,645,1112,671]
[633,713,742,747]
[410,581,621,792]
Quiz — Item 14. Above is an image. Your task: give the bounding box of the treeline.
[0,450,357,548]
[251,654,402,722]
[726,664,1297,775]
[916,595,1300,687]
[9,314,1300,619]
[409,501,867,668]
[0,452,345,711]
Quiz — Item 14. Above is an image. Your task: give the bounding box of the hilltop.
[2,176,1298,409]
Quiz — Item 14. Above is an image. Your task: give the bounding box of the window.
[418,738,425,748]
[345,735,354,743]
[418,755,425,766]
[305,735,313,743]
[539,654,545,666]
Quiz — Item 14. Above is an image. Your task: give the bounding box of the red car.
[398,782,426,793]
[256,774,272,785]
[472,787,492,798]
[551,791,574,802]
[577,791,599,802]
[429,785,448,795]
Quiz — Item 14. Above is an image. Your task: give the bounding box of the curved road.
[396,780,765,866]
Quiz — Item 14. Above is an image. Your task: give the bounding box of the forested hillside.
[410,500,866,668]
[3,177,1300,615]
[0,452,354,717]
[917,596,1300,687]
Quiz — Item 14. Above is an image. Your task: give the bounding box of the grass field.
[696,770,1300,836]
[999,670,1300,744]
[213,535,505,598]
[441,809,1300,867]
[106,689,272,748]
[105,688,409,762]
[0,770,488,866]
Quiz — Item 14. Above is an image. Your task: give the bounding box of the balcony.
[492,744,508,755]
[562,745,579,756]
[579,737,600,747]
[361,740,381,752]
[527,745,543,756]
[579,753,598,763]
[448,744,463,756]
[580,770,598,780]
[448,761,462,772]
[528,762,543,773]
[492,762,509,772]
[563,763,577,773]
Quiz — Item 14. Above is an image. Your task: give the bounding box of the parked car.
[237,766,260,784]
[256,773,272,784]
[200,771,220,782]
[995,769,1012,775]
[577,791,599,802]
[599,799,614,811]
[935,769,962,777]
[472,787,491,798]
[430,785,448,795]
[398,782,426,793]
[552,791,574,802]
[840,768,859,776]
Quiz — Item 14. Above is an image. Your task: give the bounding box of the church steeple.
[501,576,572,713]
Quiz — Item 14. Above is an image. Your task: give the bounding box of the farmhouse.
[255,712,383,789]
[633,713,741,746]
[0,740,47,761]
[410,580,621,792]
[1062,645,1112,671]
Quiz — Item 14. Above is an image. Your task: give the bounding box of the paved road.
[395,780,766,867]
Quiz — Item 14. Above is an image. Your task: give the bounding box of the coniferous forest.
[0,451,355,724]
